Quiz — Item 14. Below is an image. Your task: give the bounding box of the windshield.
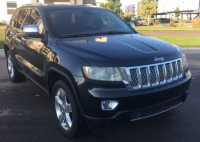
[44,8,135,38]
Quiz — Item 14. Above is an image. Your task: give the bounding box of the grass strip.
[151,35,200,47]
[0,26,7,30]
[0,34,5,49]
[135,26,200,31]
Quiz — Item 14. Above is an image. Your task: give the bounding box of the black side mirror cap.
[23,32,45,38]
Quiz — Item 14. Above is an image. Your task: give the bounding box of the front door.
[19,9,47,87]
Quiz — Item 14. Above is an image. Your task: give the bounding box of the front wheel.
[52,80,86,138]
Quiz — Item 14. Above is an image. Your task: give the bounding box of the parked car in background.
[136,18,146,22]
[154,19,160,22]
[4,3,192,138]
[158,18,170,23]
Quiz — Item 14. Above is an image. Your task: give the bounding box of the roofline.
[21,2,43,7]
[18,3,106,10]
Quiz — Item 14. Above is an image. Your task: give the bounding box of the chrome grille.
[120,58,184,91]
[177,60,181,74]
[172,61,177,78]
[130,69,139,86]
[165,63,171,80]
[140,68,148,85]
[158,65,165,82]
[150,66,157,84]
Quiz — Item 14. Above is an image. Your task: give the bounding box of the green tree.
[124,13,132,23]
[100,0,124,19]
[137,2,142,18]
[174,7,180,19]
[138,0,157,18]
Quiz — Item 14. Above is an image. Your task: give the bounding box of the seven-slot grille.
[125,59,183,90]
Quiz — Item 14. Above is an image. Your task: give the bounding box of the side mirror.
[129,22,135,29]
[23,25,44,38]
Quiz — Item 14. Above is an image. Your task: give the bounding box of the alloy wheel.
[55,88,73,130]
[7,55,14,78]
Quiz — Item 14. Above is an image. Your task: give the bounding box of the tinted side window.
[35,17,45,34]
[29,10,40,25]
[11,10,20,27]
[21,10,31,30]
[29,10,44,34]
[16,9,28,29]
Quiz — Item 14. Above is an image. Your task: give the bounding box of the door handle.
[22,37,27,41]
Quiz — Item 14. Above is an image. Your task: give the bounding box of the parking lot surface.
[0,54,200,142]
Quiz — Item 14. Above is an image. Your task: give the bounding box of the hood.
[57,34,183,67]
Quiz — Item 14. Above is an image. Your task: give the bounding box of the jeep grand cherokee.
[4,4,192,138]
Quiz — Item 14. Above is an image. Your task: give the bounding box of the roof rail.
[21,2,43,7]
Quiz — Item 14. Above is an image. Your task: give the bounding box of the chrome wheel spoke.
[58,112,65,123]
[7,55,14,78]
[65,113,72,128]
[8,59,11,65]
[8,66,11,72]
[55,96,63,106]
[11,68,14,77]
[60,89,67,104]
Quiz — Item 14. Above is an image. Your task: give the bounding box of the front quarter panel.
[45,43,90,77]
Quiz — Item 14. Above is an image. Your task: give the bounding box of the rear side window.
[16,9,28,29]
[11,10,20,27]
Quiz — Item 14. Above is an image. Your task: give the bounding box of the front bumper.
[74,70,192,130]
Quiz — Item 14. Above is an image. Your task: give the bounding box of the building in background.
[157,0,199,19]
[125,4,135,18]
[0,0,120,24]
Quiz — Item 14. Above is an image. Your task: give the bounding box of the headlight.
[173,45,187,67]
[181,52,187,67]
[83,67,122,81]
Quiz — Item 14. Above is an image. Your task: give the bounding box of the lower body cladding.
[74,70,192,130]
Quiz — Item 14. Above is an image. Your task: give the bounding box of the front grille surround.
[120,58,184,91]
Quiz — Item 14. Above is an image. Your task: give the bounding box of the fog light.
[101,100,118,110]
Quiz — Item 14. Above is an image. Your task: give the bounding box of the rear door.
[5,10,20,60]
[13,9,31,73]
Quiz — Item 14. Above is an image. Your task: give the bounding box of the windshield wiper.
[61,33,96,38]
[60,31,131,38]
[95,31,131,35]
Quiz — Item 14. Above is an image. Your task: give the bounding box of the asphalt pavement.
[0,54,200,142]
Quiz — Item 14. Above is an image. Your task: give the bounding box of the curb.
[0,49,4,57]
[0,48,200,57]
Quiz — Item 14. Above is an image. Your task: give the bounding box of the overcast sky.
[121,0,141,12]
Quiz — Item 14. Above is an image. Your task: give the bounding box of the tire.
[52,80,87,138]
[6,50,26,82]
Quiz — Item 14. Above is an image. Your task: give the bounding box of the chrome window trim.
[119,58,184,91]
